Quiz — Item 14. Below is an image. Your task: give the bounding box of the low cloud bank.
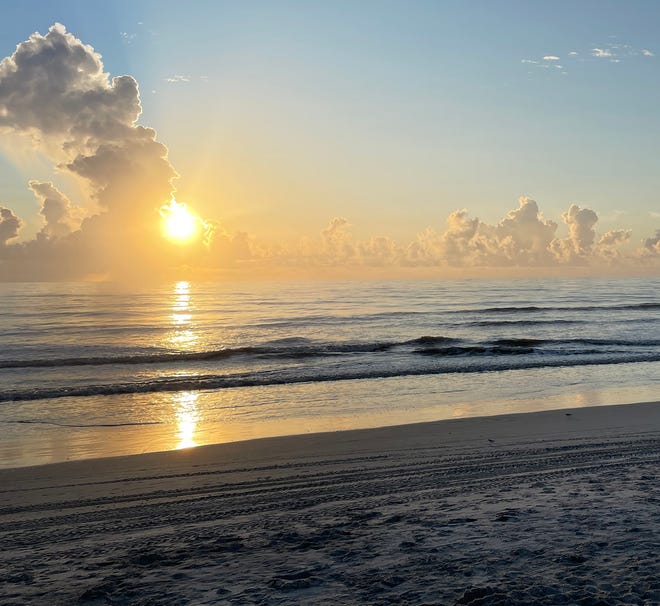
[270,197,649,272]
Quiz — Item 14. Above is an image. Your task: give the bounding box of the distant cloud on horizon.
[172,198,659,275]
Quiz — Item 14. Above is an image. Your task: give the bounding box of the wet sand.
[0,401,658,605]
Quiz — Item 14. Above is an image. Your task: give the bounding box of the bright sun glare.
[161,200,198,243]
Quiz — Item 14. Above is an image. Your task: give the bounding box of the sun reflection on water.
[173,391,200,449]
[167,281,199,348]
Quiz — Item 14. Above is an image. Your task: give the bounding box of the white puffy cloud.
[640,229,660,256]
[495,197,558,264]
[0,24,140,148]
[405,198,558,267]
[0,23,184,277]
[438,209,481,265]
[165,75,190,83]
[288,198,647,272]
[549,204,598,263]
[0,207,22,245]
[595,229,631,262]
[592,48,613,58]
[28,180,80,238]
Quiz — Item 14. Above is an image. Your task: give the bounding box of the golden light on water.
[172,313,192,326]
[174,280,190,297]
[161,200,199,243]
[169,329,198,348]
[173,391,200,449]
[171,283,192,325]
[164,282,203,449]
[167,281,199,349]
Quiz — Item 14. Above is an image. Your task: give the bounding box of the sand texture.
[0,402,659,605]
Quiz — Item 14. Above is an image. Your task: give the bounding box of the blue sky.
[1,1,659,251]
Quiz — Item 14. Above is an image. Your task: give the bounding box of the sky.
[0,0,659,280]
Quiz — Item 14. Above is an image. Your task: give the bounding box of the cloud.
[410,196,557,266]
[592,48,613,58]
[28,180,81,239]
[304,198,645,272]
[385,198,558,268]
[526,43,654,73]
[497,197,558,258]
[164,75,190,83]
[207,225,264,264]
[431,197,558,267]
[0,207,22,245]
[595,229,631,262]
[0,23,190,278]
[549,205,598,264]
[640,229,660,256]
[276,197,647,273]
[0,24,141,144]
[563,204,597,251]
[590,43,650,62]
[356,236,399,266]
[321,217,354,260]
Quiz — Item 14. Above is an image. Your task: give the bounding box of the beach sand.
[0,401,658,605]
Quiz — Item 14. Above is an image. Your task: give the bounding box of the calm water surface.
[1,277,658,467]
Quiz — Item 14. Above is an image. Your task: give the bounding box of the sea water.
[1,277,658,467]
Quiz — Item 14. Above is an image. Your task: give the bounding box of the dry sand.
[0,401,658,605]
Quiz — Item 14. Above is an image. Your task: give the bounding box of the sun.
[161,200,199,243]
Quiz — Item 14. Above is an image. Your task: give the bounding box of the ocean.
[1,277,658,468]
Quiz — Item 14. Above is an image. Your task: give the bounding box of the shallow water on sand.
[1,277,658,467]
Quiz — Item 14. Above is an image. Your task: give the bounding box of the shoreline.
[1,399,658,476]
[1,400,658,604]
[2,373,659,470]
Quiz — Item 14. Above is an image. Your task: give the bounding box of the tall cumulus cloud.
[0,23,181,278]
